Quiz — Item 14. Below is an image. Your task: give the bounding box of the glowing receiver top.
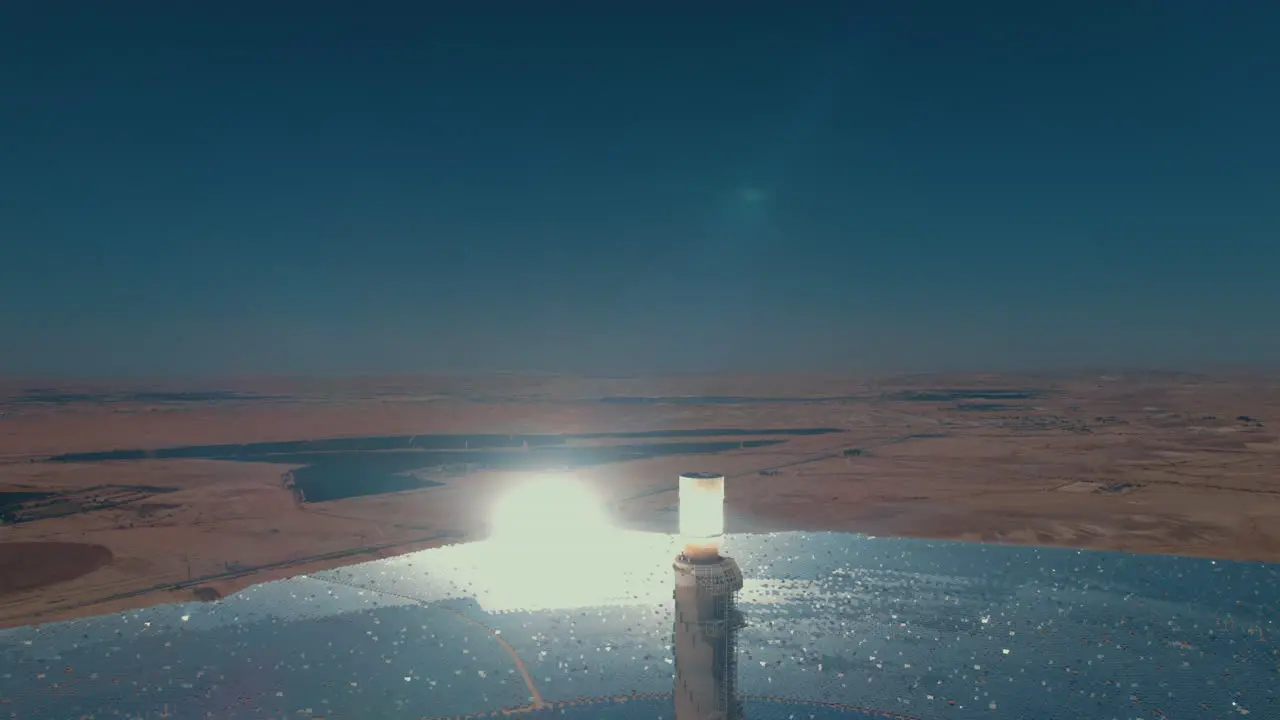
[678,472,726,560]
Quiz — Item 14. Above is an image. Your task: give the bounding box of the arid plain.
[1,371,1277,628]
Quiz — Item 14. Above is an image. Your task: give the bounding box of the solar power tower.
[673,472,746,720]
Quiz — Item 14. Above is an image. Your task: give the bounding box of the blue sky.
[1,3,1277,376]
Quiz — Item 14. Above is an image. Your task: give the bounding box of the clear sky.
[2,3,1277,377]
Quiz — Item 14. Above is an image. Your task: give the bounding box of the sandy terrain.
[1,371,1277,628]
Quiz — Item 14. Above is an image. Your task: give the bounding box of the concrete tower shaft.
[673,555,745,720]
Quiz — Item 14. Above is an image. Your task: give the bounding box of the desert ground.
[1,371,1277,628]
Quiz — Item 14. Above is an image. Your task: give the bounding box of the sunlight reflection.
[489,476,612,546]
[479,475,678,611]
[474,529,677,612]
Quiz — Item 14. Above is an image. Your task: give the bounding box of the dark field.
[47,431,830,503]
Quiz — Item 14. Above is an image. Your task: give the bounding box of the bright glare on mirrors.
[489,475,612,547]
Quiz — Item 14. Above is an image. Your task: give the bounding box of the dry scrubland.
[1,371,1277,627]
